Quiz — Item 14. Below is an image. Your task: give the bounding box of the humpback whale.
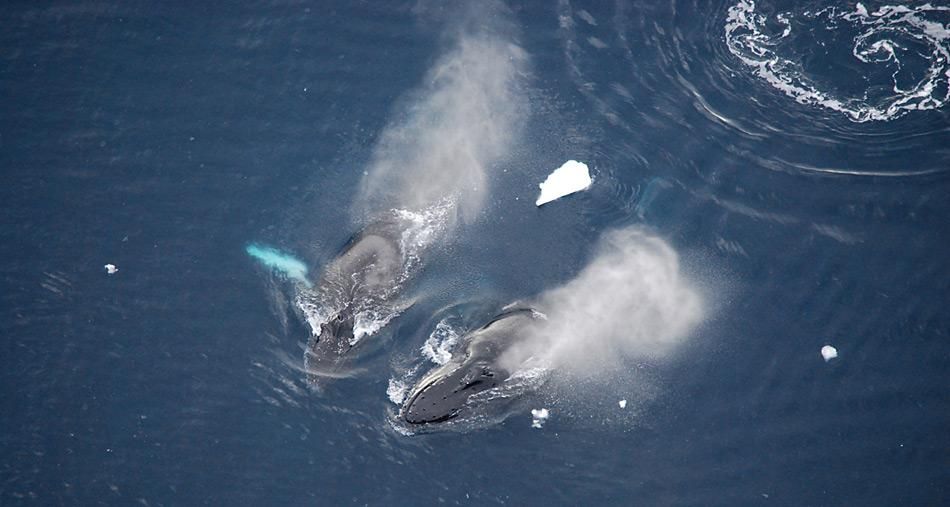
[304,217,409,381]
[400,308,541,425]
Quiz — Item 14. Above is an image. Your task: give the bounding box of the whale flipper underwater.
[399,308,543,426]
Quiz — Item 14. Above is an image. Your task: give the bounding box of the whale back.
[321,220,404,297]
[304,219,407,382]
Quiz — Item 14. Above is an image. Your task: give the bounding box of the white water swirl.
[726,1,950,121]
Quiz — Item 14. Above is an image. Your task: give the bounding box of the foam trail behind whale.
[246,244,312,287]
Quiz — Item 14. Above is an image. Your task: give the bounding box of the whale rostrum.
[400,308,540,425]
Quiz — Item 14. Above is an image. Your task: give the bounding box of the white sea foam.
[725,1,950,122]
[530,408,550,428]
[420,320,461,365]
[352,312,393,344]
[394,201,452,274]
[387,376,410,405]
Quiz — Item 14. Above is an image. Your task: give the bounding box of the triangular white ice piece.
[536,160,592,206]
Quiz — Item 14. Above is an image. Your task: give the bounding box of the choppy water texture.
[2,1,948,505]
[726,1,950,122]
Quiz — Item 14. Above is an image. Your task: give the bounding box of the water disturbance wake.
[726,1,950,122]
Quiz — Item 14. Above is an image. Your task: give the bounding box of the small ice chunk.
[104,264,118,274]
[821,345,838,362]
[536,160,592,206]
[531,408,550,429]
[618,399,627,409]
[855,3,868,17]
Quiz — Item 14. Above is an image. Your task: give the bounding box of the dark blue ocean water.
[2,1,949,505]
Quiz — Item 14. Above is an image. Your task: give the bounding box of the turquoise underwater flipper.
[245,243,313,287]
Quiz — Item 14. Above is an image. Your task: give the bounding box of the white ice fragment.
[618,399,627,409]
[536,160,592,206]
[531,408,550,428]
[104,264,118,274]
[821,345,838,362]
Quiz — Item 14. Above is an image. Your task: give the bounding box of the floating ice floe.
[821,345,838,362]
[531,408,550,429]
[104,264,118,274]
[618,399,627,409]
[536,160,592,206]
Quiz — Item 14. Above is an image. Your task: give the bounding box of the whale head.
[400,308,537,426]
[402,356,509,424]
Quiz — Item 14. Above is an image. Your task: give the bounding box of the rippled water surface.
[2,1,948,505]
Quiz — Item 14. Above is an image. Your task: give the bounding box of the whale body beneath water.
[304,217,409,382]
